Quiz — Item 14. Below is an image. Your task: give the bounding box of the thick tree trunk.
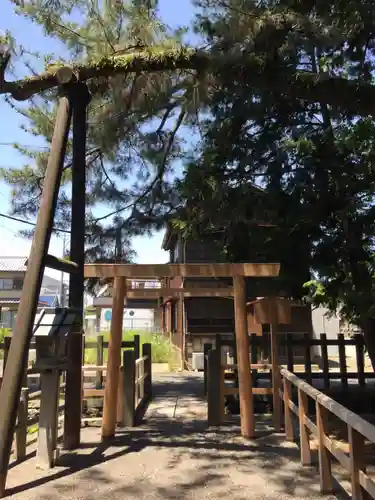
[361,318,375,371]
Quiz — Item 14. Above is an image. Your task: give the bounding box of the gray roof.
[0,257,27,272]
[0,298,20,304]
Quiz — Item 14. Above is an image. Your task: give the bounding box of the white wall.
[100,308,155,331]
[312,307,340,357]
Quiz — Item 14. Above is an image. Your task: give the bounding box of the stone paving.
[4,372,338,500]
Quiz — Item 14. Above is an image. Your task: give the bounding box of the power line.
[0,211,116,238]
[0,212,71,234]
[0,142,49,150]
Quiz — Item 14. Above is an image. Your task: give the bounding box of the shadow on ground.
[5,373,339,500]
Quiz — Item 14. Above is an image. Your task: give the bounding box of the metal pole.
[63,83,91,450]
[0,92,72,496]
[60,232,66,307]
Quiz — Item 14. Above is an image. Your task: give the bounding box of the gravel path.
[4,372,337,500]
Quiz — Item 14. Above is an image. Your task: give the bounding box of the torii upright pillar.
[233,275,254,439]
[102,277,127,439]
[64,82,91,450]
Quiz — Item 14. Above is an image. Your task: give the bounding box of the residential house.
[0,257,62,329]
[92,280,162,333]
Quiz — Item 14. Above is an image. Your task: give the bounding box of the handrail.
[221,363,271,370]
[280,367,375,498]
[281,368,375,444]
[135,355,148,365]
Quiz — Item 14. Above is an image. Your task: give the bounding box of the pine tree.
[180,0,375,367]
[1,0,197,266]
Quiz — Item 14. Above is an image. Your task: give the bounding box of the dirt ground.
[4,373,338,500]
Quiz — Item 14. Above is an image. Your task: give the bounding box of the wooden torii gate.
[84,263,280,439]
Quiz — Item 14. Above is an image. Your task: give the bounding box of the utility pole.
[60,232,66,307]
[115,223,122,262]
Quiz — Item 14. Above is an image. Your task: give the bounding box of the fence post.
[303,333,312,385]
[283,377,294,441]
[37,369,60,469]
[355,335,366,388]
[117,366,125,425]
[207,348,221,426]
[122,349,136,427]
[133,335,140,361]
[298,388,311,465]
[15,388,29,462]
[286,339,294,372]
[203,343,212,397]
[316,400,333,493]
[338,333,348,389]
[96,335,104,389]
[320,334,330,390]
[142,343,152,400]
[3,336,11,373]
[250,334,258,386]
[348,425,370,500]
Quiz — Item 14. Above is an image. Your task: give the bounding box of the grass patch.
[0,329,11,359]
[84,331,174,365]
[27,424,38,435]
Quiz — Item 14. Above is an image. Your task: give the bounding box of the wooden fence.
[280,368,375,499]
[119,343,152,426]
[0,334,140,387]
[81,342,152,427]
[84,335,140,388]
[281,333,375,389]
[1,334,150,467]
[205,333,375,395]
[13,377,66,469]
[207,347,272,425]
[206,333,375,425]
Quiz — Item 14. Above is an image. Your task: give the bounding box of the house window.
[0,279,13,290]
[12,279,24,290]
[0,278,23,290]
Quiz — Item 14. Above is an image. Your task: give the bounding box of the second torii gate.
[84,262,280,440]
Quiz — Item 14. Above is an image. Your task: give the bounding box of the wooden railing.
[280,368,375,499]
[84,335,140,388]
[281,333,374,388]
[120,343,152,426]
[13,378,66,468]
[81,344,152,427]
[0,335,140,388]
[206,348,273,425]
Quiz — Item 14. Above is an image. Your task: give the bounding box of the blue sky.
[0,0,197,277]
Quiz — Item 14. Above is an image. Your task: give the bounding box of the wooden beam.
[270,300,282,432]
[166,302,172,333]
[101,277,126,439]
[115,287,234,299]
[44,254,79,275]
[84,263,280,279]
[0,92,72,496]
[178,296,184,368]
[233,275,254,439]
[160,305,165,335]
[63,83,90,451]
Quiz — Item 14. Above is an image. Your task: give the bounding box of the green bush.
[0,329,11,359]
[84,331,173,365]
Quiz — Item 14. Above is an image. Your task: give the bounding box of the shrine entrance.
[84,262,280,439]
